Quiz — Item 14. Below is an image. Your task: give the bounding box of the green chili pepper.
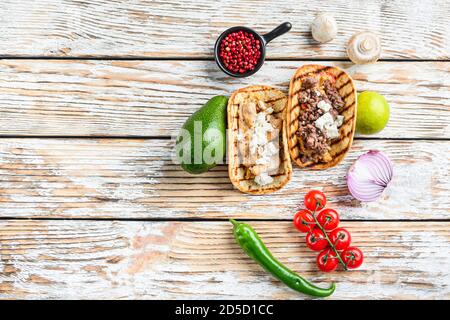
[230,219,335,298]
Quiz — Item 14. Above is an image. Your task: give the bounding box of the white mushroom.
[311,13,338,43]
[347,31,381,64]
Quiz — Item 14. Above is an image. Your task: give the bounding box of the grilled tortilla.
[228,86,292,194]
[287,65,357,169]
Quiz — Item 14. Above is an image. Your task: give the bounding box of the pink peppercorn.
[219,30,262,74]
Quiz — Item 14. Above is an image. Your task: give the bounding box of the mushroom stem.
[347,31,381,64]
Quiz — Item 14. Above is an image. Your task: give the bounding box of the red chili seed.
[219,30,262,74]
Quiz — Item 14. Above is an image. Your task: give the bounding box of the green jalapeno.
[230,219,335,298]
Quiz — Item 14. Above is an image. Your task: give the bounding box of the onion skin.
[347,150,393,202]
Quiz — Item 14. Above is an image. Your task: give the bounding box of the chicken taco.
[228,86,292,194]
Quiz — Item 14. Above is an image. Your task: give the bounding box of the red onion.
[347,150,394,202]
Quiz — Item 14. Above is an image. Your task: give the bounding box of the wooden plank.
[0,0,449,59]
[0,220,448,299]
[0,60,448,138]
[0,138,448,220]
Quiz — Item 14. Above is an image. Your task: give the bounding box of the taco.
[287,65,357,169]
[228,86,292,194]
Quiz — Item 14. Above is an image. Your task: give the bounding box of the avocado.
[175,95,228,174]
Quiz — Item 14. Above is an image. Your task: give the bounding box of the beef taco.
[228,86,292,194]
[287,65,357,169]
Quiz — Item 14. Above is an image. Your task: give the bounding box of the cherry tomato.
[293,209,315,233]
[317,249,338,272]
[304,190,327,211]
[329,228,351,250]
[306,228,329,251]
[317,208,340,231]
[342,247,364,269]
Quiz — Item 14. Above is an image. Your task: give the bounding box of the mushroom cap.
[311,13,338,43]
[347,31,381,64]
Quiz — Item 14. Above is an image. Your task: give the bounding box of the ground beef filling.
[295,77,345,163]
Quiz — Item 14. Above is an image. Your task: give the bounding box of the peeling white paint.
[1,221,447,299]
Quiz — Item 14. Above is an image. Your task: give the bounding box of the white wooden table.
[0,0,449,299]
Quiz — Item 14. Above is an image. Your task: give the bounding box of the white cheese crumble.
[255,172,274,186]
[265,107,274,114]
[317,100,332,112]
[250,113,272,154]
[249,112,278,186]
[266,141,279,155]
[324,123,340,139]
[255,141,278,165]
[314,106,345,140]
[335,115,344,127]
[314,112,334,130]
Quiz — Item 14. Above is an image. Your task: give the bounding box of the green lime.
[356,91,390,135]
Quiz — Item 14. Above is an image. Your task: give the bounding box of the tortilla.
[227,86,292,194]
[287,65,357,169]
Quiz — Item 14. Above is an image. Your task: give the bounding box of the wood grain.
[0,138,448,220]
[0,0,449,59]
[0,220,448,299]
[0,0,449,300]
[0,60,448,138]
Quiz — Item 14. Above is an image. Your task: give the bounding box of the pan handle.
[262,22,292,44]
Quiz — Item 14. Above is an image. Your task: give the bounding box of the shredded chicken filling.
[237,97,283,186]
